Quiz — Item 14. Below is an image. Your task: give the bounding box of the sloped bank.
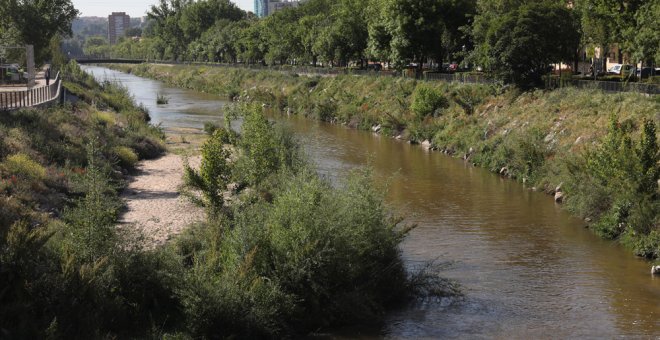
[108,63,660,260]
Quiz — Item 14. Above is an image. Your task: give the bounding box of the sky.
[71,0,253,17]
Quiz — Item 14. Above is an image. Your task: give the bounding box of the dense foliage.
[178,104,425,336]
[0,0,79,62]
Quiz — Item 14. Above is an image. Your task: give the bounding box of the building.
[108,12,130,45]
[255,0,268,18]
[254,0,305,18]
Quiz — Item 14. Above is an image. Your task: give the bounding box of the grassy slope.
[0,62,165,230]
[0,61,169,338]
[110,63,660,259]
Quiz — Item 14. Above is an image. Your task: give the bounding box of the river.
[83,65,660,338]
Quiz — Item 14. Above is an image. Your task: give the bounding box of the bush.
[184,128,232,212]
[2,153,46,180]
[411,84,448,119]
[112,146,139,169]
[565,115,659,251]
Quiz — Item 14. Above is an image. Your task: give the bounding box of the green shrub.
[565,115,659,248]
[92,111,116,126]
[112,146,139,169]
[411,84,449,119]
[184,129,232,212]
[3,153,46,180]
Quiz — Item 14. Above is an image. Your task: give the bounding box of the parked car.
[607,64,634,76]
[366,63,382,71]
[0,64,27,83]
[636,67,655,79]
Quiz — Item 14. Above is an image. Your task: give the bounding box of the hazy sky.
[71,0,253,17]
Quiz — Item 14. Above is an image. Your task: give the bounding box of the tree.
[147,0,191,60]
[471,2,580,88]
[383,0,445,70]
[0,0,79,62]
[576,0,647,68]
[263,8,303,65]
[630,0,660,66]
[368,0,475,71]
[83,36,110,58]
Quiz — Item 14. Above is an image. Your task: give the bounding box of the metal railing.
[0,72,62,110]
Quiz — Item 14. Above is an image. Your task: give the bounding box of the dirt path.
[118,153,203,247]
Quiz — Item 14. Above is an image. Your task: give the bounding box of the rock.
[395,134,403,140]
[421,140,432,150]
[585,217,592,223]
[499,166,508,176]
[554,191,564,203]
[652,266,660,275]
[544,131,556,143]
[372,124,381,133]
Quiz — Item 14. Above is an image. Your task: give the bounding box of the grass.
[156,92,169,104]
[107,63,660,259]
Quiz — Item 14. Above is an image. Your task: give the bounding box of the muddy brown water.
[84,66,660,338]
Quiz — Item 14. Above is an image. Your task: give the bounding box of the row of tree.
[84,0,656,88]
[4,0,656,88]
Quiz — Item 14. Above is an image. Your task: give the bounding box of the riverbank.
[0,61,169,338]
[107,63,660,260]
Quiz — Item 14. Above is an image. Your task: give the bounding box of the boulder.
[544,131,556,144]
[554,191,564,203]
[421,140,432,150]
[652,266,660,275]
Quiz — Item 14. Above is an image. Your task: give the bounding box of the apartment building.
[108,12,130,45]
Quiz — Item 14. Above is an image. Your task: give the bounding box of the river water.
[83,65,659,338]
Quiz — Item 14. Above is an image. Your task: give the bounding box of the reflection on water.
[84,66,660,338]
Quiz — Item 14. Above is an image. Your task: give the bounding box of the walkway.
[0,64,50,92]
[118,153,204,247]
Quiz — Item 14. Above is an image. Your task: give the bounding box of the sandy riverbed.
[118,153,203,247]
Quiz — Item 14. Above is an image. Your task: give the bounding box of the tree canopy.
[69,0,659,88]
[0,0,79,62]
